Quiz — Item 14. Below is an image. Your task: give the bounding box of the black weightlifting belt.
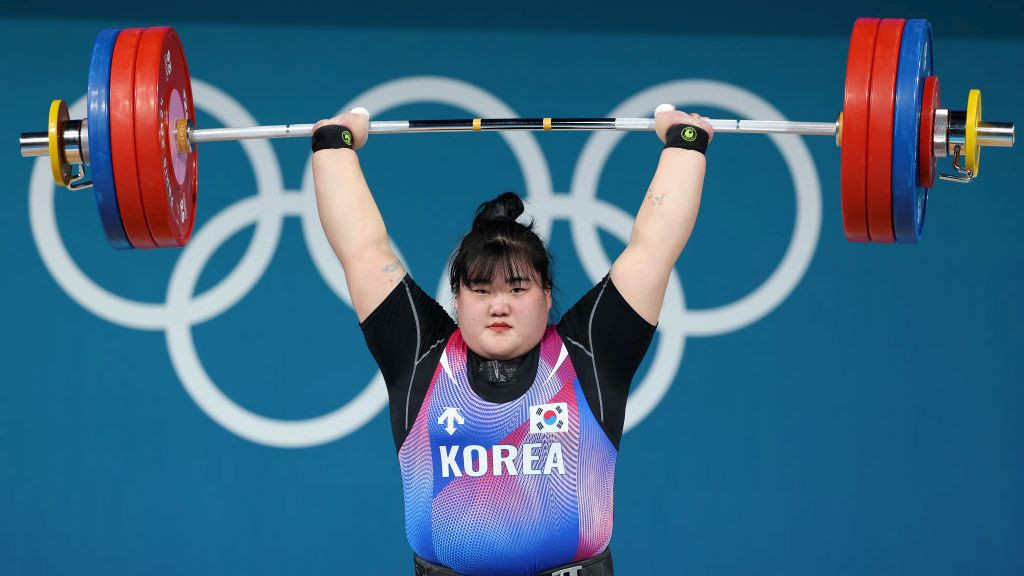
[414,547,613,576]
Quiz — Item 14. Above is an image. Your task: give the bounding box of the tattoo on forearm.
[382,261,404,284]
[646,188,668,207]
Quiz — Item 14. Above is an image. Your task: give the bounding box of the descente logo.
[440,443,565,478]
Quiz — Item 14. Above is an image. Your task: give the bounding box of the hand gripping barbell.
[18,19,1015,248]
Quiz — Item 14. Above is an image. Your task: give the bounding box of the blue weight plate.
[891,19,933,243]
[87,28,132,249]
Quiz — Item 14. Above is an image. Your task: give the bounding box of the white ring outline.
[570,80,821,337]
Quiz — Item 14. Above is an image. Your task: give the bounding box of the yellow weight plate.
[965,89,982,177]
[47,99,72,187]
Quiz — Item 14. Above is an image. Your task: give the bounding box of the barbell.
[18,19,1016,249]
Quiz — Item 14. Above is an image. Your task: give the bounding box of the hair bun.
[472,192,525,230]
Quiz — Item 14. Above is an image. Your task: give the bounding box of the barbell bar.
[16,19,1016,249]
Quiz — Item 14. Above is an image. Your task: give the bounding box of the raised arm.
[609,105,715,325]
[312,108,406,322]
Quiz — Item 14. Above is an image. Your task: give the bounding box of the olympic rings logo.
[29,76,821,448]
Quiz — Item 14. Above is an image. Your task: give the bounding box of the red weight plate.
[134,26,197,248]
[865,18,904,243]
[918,76,939,189]
[109,28,158,249]
[841,18,880,243]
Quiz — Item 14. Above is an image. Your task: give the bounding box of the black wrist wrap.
[664,123,709,155]
[312,125,354,152]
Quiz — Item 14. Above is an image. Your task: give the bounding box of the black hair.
[449,192,554,296]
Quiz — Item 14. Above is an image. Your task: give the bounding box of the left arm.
[610,107,714,325]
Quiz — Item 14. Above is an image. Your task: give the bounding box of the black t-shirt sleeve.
[360,274,456,450]
[557,275,656,448]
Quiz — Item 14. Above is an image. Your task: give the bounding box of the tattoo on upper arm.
[646,187,667,206]
[382,261,405,284]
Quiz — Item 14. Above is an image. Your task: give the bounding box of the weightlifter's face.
[455,271,552,360]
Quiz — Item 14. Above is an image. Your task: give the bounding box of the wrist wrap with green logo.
[312,125,355,152]
[664,123,709,155]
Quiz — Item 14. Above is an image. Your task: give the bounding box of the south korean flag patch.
[530,402,569,434]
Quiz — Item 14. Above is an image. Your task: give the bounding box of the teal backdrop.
[1,6,1022,576]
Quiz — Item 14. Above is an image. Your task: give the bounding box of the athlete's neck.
[470,350,528,385]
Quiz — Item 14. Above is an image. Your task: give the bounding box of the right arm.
[312,109,405,322]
